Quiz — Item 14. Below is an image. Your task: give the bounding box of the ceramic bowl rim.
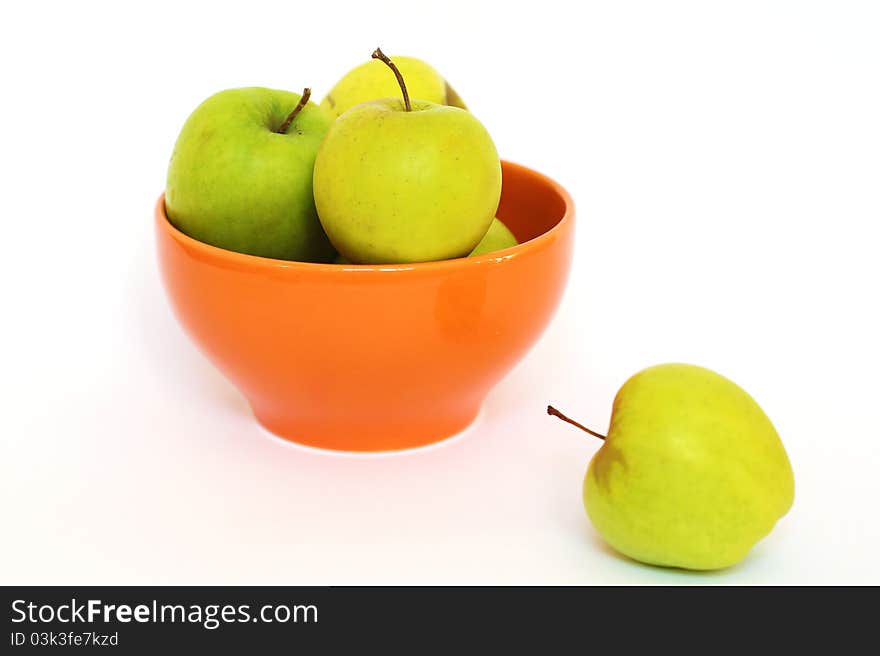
[156,159,574,274]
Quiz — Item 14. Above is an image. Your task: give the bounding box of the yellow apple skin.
[321,56,467,119]
[313,99,500,264]
[444,82,468,110]
[469,218,518,256]
[584,363,795,570]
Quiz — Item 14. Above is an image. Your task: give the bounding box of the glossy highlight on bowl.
[156,160,575,451]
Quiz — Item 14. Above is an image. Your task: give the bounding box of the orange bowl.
[156,160,574,451]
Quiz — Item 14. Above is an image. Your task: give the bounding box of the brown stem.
[277,88,311,134]
[371,47,411,111]
[547,405,606,440]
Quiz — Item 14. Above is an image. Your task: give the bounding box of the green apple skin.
[321,56,467,119]
[584,363,794,570]
[469,218,518,256]
[166,87,336,262]
[313,99,501,264]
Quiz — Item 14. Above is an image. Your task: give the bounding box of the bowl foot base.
[250,402,482,453]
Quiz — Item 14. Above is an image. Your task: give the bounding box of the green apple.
[313,50,501,264]
[549,363,795,570]
[166,87,335,262]
[321,54,467,119]
[469,218,518,256]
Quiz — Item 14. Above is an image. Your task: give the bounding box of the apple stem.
[547,406,606,441]
[371,47,412,112]
[277,88,311,134]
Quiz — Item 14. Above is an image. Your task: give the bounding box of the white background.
[1,1,878,584]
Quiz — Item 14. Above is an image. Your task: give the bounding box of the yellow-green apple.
[166,87,335,262]
[313,50,500,264]
[321,53,467,120]
[469,218,518,256]
[548,363,795,570]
